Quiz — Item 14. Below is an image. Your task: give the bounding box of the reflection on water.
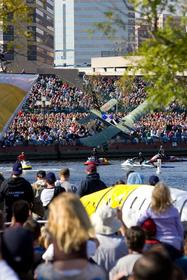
[0,160,186,191]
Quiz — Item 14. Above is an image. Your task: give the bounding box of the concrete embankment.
[0,142,186,162]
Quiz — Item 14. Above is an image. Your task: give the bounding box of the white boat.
[21,160,32,170]
[81,184,187,227]
[121,159,154,168]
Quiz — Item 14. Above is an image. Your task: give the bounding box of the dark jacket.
[0,176,34,221]
[77,173,107,197]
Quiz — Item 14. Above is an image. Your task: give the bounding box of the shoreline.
[0,142,187,161]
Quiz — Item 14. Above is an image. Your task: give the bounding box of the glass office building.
[1,0,54,73]
[55,0,135,67]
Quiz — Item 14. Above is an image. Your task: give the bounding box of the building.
[54,0,135,67]
[1,0,54,73]
[158,14,185,30]
[135,18,151,49]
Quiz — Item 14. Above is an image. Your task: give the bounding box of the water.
[0,159,186,191]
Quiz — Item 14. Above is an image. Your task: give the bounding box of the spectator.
[2,223,34,279]
[91,205,128,273]
[109,226,145,280]
[77,164,107,197]
[127,172,144,185]
[131,251,173,280]
[0,162,34,221]
[0,237,20,280]
[11,200,30,227]
[140,218,160,252]
[40,172,65,217]
[56,168,77,193]
[148,175,159,186]
[24,219,45,269]
[137,182,184,260]
[35,192,106,280]
[32,170,46,197]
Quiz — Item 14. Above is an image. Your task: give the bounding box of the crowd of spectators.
[0,162,186,280]
[1,74,187,146]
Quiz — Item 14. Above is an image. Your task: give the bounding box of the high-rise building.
[1,0,54,73]
[135,18,151,49]
[54,0,135,67]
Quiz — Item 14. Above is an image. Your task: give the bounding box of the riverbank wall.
[0,142,186,162]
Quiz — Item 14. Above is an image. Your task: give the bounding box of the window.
[27,26,36,41]
[27,0,35,3]
[3,25,14,41]
[27,44,37,60]
[3,44,14,60]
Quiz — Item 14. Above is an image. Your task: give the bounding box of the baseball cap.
[141,218,157,236]
[149,175,159,186]
[12,162,22,175]
[86,164,97,173]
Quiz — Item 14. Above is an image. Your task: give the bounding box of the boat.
[121,159,154,169]
[81,184,187,227]
[84,157,110,166]
[149,154,184,163]
[21,160,32,170]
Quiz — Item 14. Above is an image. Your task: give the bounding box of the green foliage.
[121,0,187,108]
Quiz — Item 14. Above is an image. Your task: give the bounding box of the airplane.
[80,99,150,147]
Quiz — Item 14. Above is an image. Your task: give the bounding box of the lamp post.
[36,96,51,127]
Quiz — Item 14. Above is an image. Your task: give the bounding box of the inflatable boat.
[81,184,187,227]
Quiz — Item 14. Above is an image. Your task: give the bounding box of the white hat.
[91,205,122,235]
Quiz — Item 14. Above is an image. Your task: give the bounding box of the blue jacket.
[77,173,106,197]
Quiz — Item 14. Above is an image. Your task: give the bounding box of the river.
[0,159,186,191]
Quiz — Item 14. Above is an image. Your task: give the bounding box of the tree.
[92,0,187,108]
[121,0,187,107]
[0,0,32,70]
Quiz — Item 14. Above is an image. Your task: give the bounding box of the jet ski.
[121,159,154,168]
[21,160,32,170]
[84,157,110,166]
[149,154,182,163]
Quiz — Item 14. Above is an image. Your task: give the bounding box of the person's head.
[12,200,30,224]
[86,164,97,174]
[12,162,22,176]
[115,179,125,185]
[60,168,70,181]
[126,226,145,253]
[139,152,142,156]
[24,219,41,241]
[36,170,46,180]
[141,218,157,239]
[149,175,159,186]
[21,152,24,155]
[48,192,94,255]
[132,252,173,280]
[127,172,144,185]
[151,182,172,213]
[91,205,122,235]
[45,172,56,185]
[2,226,33,273]
[39,225,52,249]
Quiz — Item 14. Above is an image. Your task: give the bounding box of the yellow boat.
[21,161,32,170]
[81,184,187,227]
